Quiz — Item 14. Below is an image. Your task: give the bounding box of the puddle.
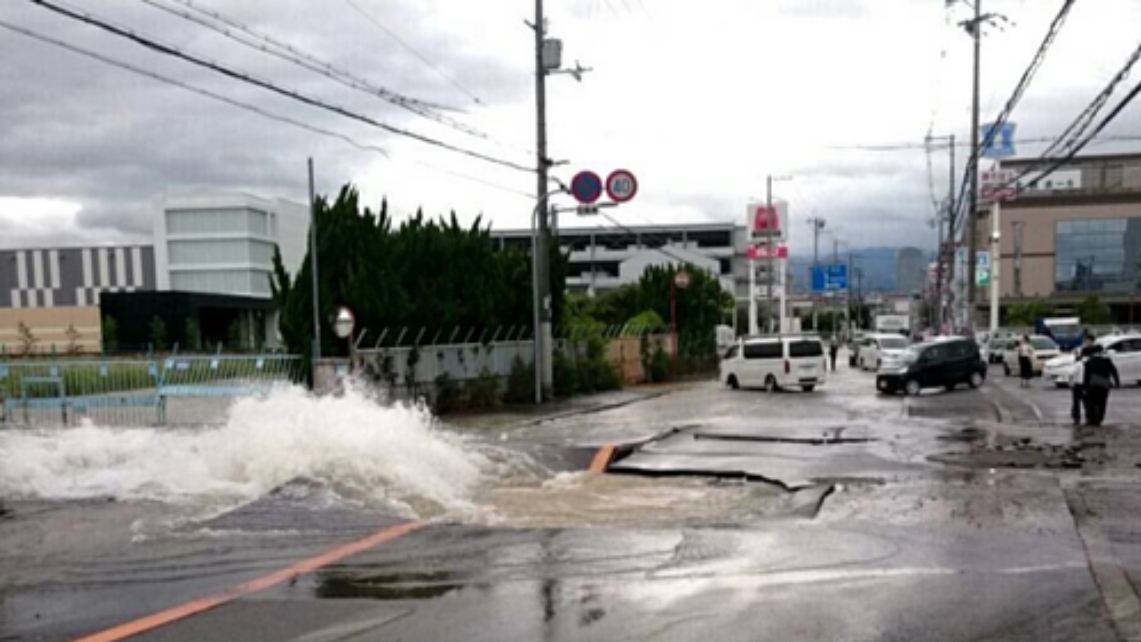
[478,473,809,528]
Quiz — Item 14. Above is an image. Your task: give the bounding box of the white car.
[857,333,911,371]
[1002,335,1061,377]
[1044,334,1141,387]
[721,335,828,392]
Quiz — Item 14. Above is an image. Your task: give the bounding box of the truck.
[874,314,910,336]
[1035,317,1083,351]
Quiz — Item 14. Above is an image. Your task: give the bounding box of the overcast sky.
[1,0,1139,256]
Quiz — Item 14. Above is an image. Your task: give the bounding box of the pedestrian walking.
[829,337,839,372]
[1017,335,1034,388]
[1082,344,1120,427]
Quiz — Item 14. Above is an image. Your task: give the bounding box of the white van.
[720,335,828,392]
[858,333,912,371]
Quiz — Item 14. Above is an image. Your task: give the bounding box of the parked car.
[1043,334,1141,387]
[1002,335,1061,377]
[876,338,987,396]
[721,335,828,392]
[857,333,911,371]
[983,336,1013,364]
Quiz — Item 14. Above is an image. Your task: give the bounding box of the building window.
[1054,218,1141,293]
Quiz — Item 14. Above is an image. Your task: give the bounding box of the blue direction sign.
[570,171,603,204]
[810,264,849,293]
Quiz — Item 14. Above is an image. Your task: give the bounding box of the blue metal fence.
[0,355,303,426]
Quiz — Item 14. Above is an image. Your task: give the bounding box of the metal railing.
[1,354,303,427]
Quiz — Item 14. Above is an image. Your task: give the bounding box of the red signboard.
[752,205,779,234]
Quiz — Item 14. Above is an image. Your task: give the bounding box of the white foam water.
[0,385,499,518]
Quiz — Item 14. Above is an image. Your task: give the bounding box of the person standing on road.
[1070,334,1095,425]
[829,337,839,372]
[1082,344,1120,427]
[1017,335,1034,388]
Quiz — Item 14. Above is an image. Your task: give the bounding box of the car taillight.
[784,360,790,374]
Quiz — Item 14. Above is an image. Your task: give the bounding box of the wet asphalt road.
[5,357,1141,641]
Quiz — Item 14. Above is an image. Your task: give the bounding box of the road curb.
[1064,484,1141,641]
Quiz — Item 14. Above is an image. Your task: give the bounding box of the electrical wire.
[0,18,537,202]
[30,0,535,174]
[336,0,483,106]
[135,0,492,143]
[0,19,390,159]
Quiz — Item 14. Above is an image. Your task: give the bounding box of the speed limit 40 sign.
[605,170,638,203]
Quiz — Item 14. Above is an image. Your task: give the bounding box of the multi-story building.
[973,151,1141,324]
[1,192,310,353]
[491,221,752,299]
[895,247,927,295]
[0,245,156,352]
[154,193,309,298]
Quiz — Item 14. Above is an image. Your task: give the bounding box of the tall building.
[971,152,1141,324]
[895,247,926,295]
[153,193,309,299]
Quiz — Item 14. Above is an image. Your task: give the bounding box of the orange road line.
[70,521,425,642]
[589,444,617,473]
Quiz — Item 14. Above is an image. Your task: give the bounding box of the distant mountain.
[788,247,933,295]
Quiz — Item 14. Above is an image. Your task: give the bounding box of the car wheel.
[765,375,778,393]
[802,385,815,393]
[905,379,922,396]
[945,383,956,392]
[968,372,984,389]
[727,374,739,390]
[1054,382,1068,389]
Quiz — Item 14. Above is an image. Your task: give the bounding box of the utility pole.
[307,158,321,368]
[532,0,553,399]
[808,217,825,331]
[765,175,774,333]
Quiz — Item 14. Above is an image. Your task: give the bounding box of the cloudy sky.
[1,0,1139,255]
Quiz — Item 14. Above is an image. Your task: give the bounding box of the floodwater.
[0,384,791,532]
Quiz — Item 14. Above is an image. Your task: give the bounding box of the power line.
[0,19,388,158]
[336,0,483,106]
[0,18,536,201]
[31,0,534,174]
[135,0,490,142]
[951,0,1077,225]
[829,134,1141,151]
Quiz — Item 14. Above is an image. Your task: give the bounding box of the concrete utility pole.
[308,158,321,365]
[927,134,955,333]
[963,0,994,335]
[532,0,552,399]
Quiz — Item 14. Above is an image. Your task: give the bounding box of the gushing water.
[0,385,501,518]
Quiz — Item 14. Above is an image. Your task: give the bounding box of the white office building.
[153,193,309,299]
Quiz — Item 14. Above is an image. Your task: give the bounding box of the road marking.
[589,444,617,473]
[69,521,425,642]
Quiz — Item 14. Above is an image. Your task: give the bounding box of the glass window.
[1030,337,1058,351]
[789,341,823,358]
[879,337,909,349]
[743,342,781,359]
[1055,218,1141,293]
[724,345,739,359]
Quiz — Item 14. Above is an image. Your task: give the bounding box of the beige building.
[0,307,102,355]
[974,152,1141,323]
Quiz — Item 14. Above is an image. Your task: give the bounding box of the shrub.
[649,340,670,383]
[101,317,119,354]
[467,368,500,409]
[433,372,464,414]
[503,355,535,404]
[553,348,578,398]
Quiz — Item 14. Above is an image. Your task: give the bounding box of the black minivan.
[876,338,986,395]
